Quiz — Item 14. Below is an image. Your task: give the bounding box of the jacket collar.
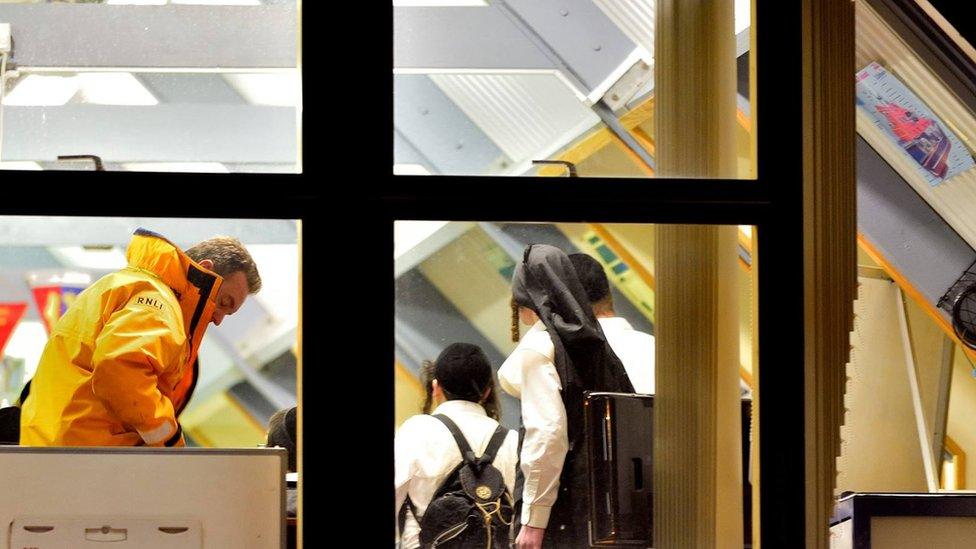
[126,229,217,297]
[125,229,222,360]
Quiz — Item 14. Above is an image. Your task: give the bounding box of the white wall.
[837,278,929,493]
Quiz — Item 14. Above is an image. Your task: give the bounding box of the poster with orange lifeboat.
[856,61,974,186]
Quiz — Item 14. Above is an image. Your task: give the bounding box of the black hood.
[511,244,634,395]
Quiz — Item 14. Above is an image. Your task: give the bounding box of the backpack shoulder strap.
[432,414,478,467]
[397,495,419,537]
[477,425,509,468]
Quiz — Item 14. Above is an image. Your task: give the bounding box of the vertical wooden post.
[654,1,741,546]
[801,0,856,546]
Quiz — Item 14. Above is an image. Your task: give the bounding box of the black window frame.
[382,2,813,546]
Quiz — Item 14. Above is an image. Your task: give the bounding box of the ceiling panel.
[0,4,296,69]
[593,0,654,56]
[429,72,599,167]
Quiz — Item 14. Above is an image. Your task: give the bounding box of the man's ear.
[199,259,214,270]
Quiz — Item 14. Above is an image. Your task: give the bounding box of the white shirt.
[394,400,519,549]
[497,317,654,529]
[598,316,655,394]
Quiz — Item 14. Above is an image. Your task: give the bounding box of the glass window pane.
[393,220,757,544]
[0,2,300,173]
[0,216,299,448]
[393,1,755,178]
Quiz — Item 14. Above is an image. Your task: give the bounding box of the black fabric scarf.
[511,244,635,443]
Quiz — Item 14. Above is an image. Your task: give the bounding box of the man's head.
[267,407,297,472]
[432,342,493,404]
[568,252,614,317]
[185,236,262,326]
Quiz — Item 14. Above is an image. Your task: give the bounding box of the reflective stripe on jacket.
[20,229,222,447]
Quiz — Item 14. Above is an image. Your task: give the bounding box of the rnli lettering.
[135,296,164,310]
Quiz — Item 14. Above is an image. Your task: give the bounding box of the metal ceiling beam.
[395,3,640,102]
[3,104,296,164]
[208,328,295,411]
[394,6,558,73]
[0,4,297,69]
[134,74,247,104]
[495,0,640,101]
[857,136,975,309]
[591,99,656,171]
[394,130,436,173]
[0,217,297,247]
[394,74,506,175]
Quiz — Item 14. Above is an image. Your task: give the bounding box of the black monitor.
[584,392,753,547]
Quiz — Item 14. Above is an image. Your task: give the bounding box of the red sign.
[31,286,84,335]
[0,303,27,357]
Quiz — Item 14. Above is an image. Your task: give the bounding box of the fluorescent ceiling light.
[3,75,78,106]
[223,73,300,107]
[393,163,430,175]
[48,246,127,271]
[73,73,158,106]
[394,0,488,5]
[120,162,230,173]
[0,162,42,171]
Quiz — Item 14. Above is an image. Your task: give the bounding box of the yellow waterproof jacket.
[20,229,223,447]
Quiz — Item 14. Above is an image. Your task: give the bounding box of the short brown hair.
[267,407,297,472]
[185,236,262,294]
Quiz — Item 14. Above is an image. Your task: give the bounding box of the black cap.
[434,343,493,401]
[568,253,611,302]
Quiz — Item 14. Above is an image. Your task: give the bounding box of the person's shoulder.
[517,328,554,358]
[122,274,183,315]
[630,328,654,343]
[101,270,176,303]
[395,413,439,439]
[610,318,653,342]
[477,415,516,442]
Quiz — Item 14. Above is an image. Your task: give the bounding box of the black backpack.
[400,414,514,548]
